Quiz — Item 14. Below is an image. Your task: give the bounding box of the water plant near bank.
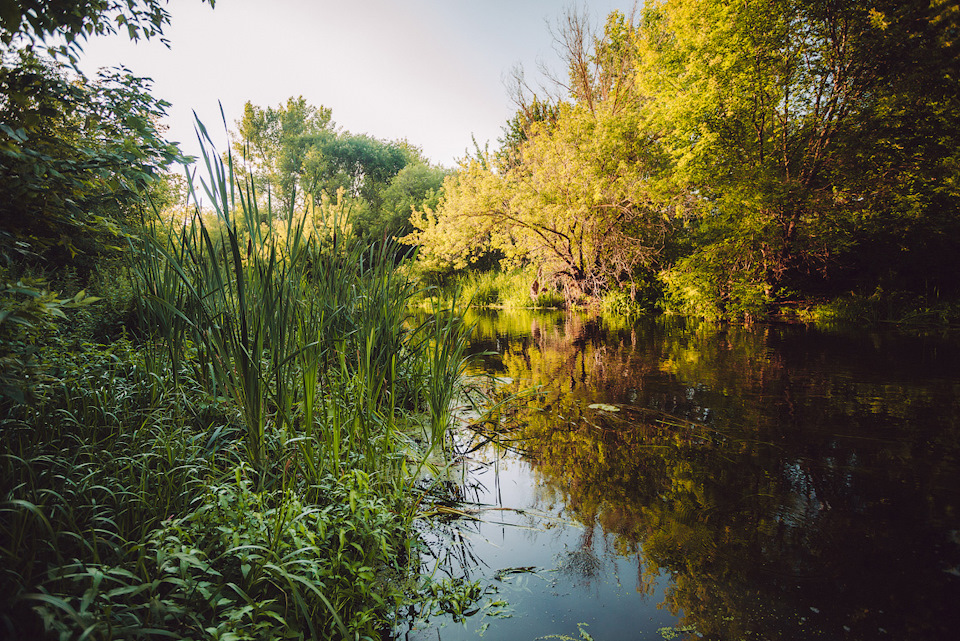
[0,122,476,639]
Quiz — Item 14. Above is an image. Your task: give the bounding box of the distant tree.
[322,133,408,212]
[233,98,412,229]
[235,96,335,215]
[353,162,447,247]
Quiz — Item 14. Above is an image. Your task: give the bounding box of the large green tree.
[0,0,215,266]
[234,97,425,249]
[353,160,447,246]
[407,101,674,302]
[637,0,960,317]
[407,12,677,303]
[235,96,335,215]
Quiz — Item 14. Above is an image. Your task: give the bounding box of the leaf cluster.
[0,0,215,56]
[0,50,182,267]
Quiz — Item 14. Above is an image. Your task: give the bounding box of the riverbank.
[411,268,960,328]
[0,145,475,639]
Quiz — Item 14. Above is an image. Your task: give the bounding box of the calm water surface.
[404,311,960,640]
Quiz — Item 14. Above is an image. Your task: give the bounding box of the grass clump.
[0,122,477,639]
[412,268,565,310]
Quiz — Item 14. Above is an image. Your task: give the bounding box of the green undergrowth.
[781,289,960,327]
[0,123,480,639]
[410,269,565,310]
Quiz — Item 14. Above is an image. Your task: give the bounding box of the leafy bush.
[21,467,409,640]
[660,253,770,322]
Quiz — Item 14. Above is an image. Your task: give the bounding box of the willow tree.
[407,102,676,302]
[406,12,677,303]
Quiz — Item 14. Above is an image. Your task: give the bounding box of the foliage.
[0,278,98,406]
[793,289,960,326]
[0,0,214,55]
[354,161,447,247]
[0,50,182,266]
[234,96,425,249]
[636,0,960,317]
[406,98,676,305]
[235,96,335,215]
[405,11,684,309]
[0,118,479,638]
[496,96,559,169]
[414,2,959,321]
[412,269,565,310]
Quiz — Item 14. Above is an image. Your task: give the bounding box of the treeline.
[407,0,960,320]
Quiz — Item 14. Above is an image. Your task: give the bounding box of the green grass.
[782,289,960,327]
[0,121,478,639]
[411,268,566,310]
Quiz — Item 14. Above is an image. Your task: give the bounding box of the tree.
[1,0,215,56]
[353,161,447,247]
[321,133,408,212]
[0,50,182,266]
[0,0,216,267]
[637,0,960,316]
[406,11,676,303]
[496,96,559,169]
[233,98,412,231]
[235,96,335,215]
[407,100,674,303]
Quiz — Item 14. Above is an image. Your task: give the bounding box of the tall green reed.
[1,113,482,638]
[131,117,472,489]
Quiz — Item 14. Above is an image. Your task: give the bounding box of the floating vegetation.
[587,403,620,412]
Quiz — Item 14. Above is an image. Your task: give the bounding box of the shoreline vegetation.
[1,123,482,638]
[411,268,960,328]
[1,1,958,639]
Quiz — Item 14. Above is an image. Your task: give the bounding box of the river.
[401,310,960,640]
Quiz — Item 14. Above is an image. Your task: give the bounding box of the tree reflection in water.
[465,309,960,640]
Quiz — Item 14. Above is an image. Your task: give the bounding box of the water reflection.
[414,310,960,640]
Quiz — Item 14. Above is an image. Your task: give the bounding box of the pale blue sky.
[77,0,639,167]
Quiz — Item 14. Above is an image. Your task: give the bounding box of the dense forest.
[1,0,958,638]
[409,0,960,321]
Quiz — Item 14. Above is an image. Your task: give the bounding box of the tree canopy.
[640,0,960,317]
[0,0,215,267]
[408,0,960,317]
[233,97,445,251]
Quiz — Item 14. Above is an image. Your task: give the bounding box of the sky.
[75,0,640,167]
